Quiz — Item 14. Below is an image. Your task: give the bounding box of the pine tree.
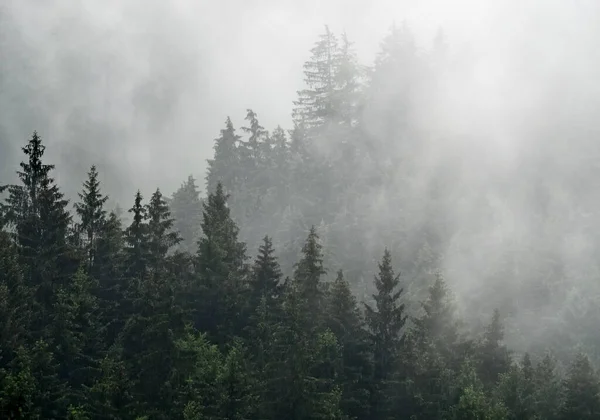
[170,175,202,253]
[364,249,407,419]
[74,165,108,271]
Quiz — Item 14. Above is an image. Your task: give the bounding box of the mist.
[3,0,600,361]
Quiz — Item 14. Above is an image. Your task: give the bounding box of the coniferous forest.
[2,24,600,419]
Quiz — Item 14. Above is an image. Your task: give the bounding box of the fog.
[3,0,600,359]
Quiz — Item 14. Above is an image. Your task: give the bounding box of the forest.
[2,23,600,419]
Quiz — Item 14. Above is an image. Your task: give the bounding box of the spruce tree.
[407,272,468,419]
[3,131,72,336]
[146,188,181,272]
[292,226,326,319]
[561,352,600,420]
[364,249,407,419]
[0,231,31,364]
[74,165,108,271]
[195,182,248,345]
[206,117,241,196]
[170,175,202,253]
[293,25,339,132]
[51,268,102,408]
[327,269,372,419]
[249,235,282,311]
[477,309,511,388]
[123,191,147,282]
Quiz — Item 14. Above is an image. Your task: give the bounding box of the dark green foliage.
[327,270,372,419]
[195,182,248,344]
[561,352,600,420]
[123,191,147,282]
[248,235,282,314]
[2,27,600,420]
[292,226,326,319]
[477,309,511,388]
[74,165,108,270]
[146,188,181,269]
[364,249,408,419]
[206,117,241,196]
[170,175,202,253]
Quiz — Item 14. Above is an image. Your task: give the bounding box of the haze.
[3,0,600,359]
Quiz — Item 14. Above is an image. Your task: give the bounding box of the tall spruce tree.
[195,182,248,345]
[364,249,408,419]
[206,117,241,196]
[327,269,372,419]
[561,352,600,420]
[146,188,181,273]
[3,131,72,336]
[123,191,147,282]
[74,165,109,271]
[170,175,202,253]
[477,309,511,388]
[292,226,327,321]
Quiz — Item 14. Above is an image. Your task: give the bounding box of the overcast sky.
[3,0,600,198]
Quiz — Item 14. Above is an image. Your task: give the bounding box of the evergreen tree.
[206,117,241,196]
[51,268,102,408]
[327,269,372,419]
[477,309,511,388]
[407,272,468,418]
[3,131,72,336]
[93,211,126,346]
[0,231,31,365]
[74,165,108,271]
[123,191,147,282]
[532,353,563,419]
[248,235,282,311]
[364,249,408,419]
[292,226,326,319]
[293,25,339,132]
[146,188,181,272]
[195,182,248,345]
[170,175,202,253]
[561,352,600,420]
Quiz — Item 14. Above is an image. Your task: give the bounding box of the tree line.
[1,24,600,419]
